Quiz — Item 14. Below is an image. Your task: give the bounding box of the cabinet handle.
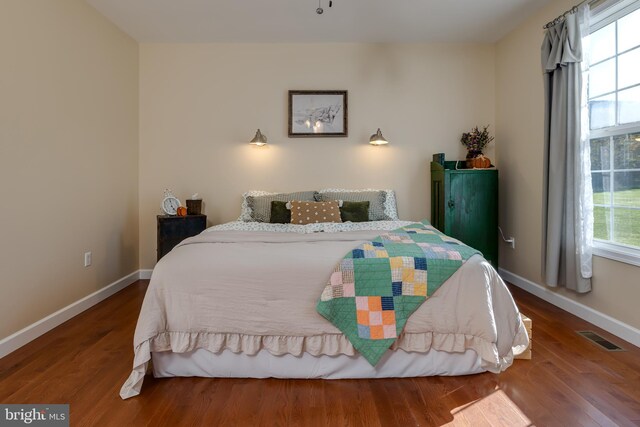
[448,200,455,208]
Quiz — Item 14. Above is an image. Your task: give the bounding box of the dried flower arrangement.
[461,125,494,168]
[461,125,494,157]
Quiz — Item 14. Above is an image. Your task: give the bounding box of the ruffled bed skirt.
[120,325,529,399]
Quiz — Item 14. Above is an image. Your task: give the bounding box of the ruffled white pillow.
[237,190,276,222]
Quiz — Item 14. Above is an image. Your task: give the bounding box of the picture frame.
[288,90,348,137]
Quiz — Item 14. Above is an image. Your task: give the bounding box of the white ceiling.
[86,0,553,44]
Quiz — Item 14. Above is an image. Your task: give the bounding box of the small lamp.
[249,129,267,146]
[369,128,388,146]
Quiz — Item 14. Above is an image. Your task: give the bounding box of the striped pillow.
[316,190,388,221]
[247,191,317,222]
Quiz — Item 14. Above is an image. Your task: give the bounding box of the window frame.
[588,0,640,265]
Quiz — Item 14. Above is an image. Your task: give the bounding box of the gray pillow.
[247,191,317,222]
[316,190,388,221]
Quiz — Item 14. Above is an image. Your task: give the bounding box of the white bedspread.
[120,223,529,399]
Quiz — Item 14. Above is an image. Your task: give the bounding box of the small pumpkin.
[471,155,491,169]
[176,206,188,216]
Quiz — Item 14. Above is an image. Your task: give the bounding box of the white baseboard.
[139,269,153,280]
[0,270,143,359]
[499,268,640,348]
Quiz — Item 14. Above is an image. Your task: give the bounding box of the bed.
[120,191,529,399]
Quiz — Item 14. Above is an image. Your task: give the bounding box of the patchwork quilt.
[316,221,481,365]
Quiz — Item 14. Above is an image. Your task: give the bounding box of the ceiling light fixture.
[316,0,333,15]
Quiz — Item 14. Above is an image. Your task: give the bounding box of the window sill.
[593,241,640,267]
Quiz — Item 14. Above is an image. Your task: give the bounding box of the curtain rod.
[543,0,594,29]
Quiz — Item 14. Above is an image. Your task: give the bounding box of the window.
[588,0,640,264]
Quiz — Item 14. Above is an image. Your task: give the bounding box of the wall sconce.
[369,128,388,145]
[249,129,267,146]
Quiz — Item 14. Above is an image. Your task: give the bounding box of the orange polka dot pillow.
[288,200,343,225]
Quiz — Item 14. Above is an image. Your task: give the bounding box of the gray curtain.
[541,4,593,293]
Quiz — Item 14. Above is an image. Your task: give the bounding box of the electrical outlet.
[498,227,516,250]
[84,251,92,267]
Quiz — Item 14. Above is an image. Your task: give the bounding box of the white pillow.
[317,188,399,220]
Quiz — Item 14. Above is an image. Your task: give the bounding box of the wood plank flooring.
[1,280,639,426]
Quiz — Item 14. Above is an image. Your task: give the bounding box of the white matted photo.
[288,90,348,137]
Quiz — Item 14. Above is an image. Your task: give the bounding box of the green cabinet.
[431,160,498,268]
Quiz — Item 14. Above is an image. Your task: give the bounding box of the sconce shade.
[369,128,388,145]
[250,129,267,146]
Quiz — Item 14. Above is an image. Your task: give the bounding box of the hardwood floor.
[1,280,639,426]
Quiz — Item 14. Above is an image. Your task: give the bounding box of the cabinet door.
[444,172,498,266]
[463,172,498,265]
[444,172,466,240]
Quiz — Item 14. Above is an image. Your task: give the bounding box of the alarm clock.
[161,189,181,215]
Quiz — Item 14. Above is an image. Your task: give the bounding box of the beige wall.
[495,0,640,330]
[0,1,139,339]
[5,0,634,345]
[139,43,496,268]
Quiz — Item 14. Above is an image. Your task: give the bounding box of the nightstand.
[157,214,207,261]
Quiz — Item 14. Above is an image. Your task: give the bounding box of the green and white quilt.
[316,220,480,365]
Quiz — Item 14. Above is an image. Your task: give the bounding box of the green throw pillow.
[340,201,370,222]
[270,201,291,224]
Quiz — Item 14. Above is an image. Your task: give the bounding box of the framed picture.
[288,90,348,137]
